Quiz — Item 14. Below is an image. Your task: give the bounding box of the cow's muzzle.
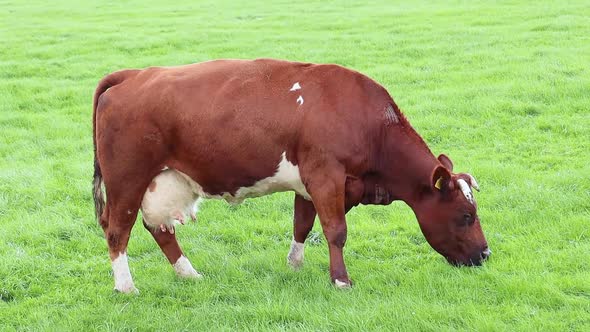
[447,246,491,267]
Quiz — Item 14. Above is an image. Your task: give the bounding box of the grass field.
[1,0,589,330]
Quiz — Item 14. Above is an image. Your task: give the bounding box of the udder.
[141,169,201,233]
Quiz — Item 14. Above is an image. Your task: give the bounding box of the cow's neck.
[375,124,439,208]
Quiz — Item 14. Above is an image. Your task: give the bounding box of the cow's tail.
[92,69,140,223]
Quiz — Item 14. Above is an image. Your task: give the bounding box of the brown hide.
[93,59,488,289]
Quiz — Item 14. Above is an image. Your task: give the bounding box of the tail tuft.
[93,158,105,223]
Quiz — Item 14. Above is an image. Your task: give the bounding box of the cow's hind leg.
[142,219,202,278]
[96,109,171,293]
[288,194,316,269]
[101,163,163,293]
[105,202,141,294]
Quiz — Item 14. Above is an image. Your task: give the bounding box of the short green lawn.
[1,1,589,330]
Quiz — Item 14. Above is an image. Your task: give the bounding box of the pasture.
[1,0,589,330]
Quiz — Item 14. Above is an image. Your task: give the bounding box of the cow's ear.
[432,165,453,192]
[437,154,454,172]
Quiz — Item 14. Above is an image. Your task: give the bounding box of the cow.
[92,59,489,293]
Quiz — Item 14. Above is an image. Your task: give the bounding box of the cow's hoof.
[287,240,305,269]
[173,256,202,278]
[287,256,304,269]
[177,269,203,279]
[334,279,352,289]
[114,284,139,294]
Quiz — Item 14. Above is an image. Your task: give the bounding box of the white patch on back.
[289,82,301,91]
[296,95,304,105]
[287,238,305,268]
[111,252,137,293]
[288,82,304,107]
[173,255,202,278]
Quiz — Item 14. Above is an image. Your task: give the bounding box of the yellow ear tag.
[434,177,443,190]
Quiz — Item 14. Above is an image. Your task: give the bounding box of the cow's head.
[413,154,489,266]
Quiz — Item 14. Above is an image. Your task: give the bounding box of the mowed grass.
[1,0,589,330]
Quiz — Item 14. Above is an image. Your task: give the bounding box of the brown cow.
[92,59,489,293]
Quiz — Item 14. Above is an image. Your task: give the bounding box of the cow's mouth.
[446,249,490,267]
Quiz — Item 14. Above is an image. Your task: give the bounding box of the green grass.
[1,0,589,330]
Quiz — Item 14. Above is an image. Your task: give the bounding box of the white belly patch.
[233,152,310,201]
[141,152,311,226]
[180,152,311,204]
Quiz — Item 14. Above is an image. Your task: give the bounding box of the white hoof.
[287,239,305,269]
[288,259,303,269]
[177,267,202,279]
[287,256,304,269]
[173,255,202,278]
[334,279,351,289]
[114,283,139,294]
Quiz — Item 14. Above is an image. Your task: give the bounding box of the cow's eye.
[463,213,473,225]
[460,213,473,226]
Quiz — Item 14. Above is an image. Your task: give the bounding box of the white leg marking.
[289,82,301,91]
[111,252,138,294]
[334,279,351,288]
[296,95,304,105]
[287,238,305,268]
[173,255,202,278]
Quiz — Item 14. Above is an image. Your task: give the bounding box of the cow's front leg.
[287,194,317,268]
[306,168,351,288]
